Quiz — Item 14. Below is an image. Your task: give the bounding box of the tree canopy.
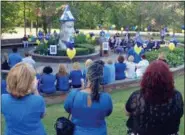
[1,1,184,34]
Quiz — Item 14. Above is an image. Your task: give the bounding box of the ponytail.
[91,79,100,102]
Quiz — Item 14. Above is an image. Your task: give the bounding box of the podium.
[100,42,109,57]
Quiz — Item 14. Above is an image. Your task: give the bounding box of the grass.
[1,75,184,135]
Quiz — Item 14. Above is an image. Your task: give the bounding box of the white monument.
[58,5,75,50]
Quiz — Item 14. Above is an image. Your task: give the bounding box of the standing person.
[1,53,10,70]
[1,63,46,135]
[126,55,136,79]
[136,54,149,78]
[22,34,29,48]
[56,64,70,92]
[69,62,84,89]
[40,66,56,94]
[22,52,36,68]
[8,47,22,68]
[106,59,115,83]
[64,60,113,135]
[115,55,127,80]
[160,27,166,43]
[125,60,183,135]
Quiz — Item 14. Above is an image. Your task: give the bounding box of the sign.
[50,45,57,55]
[102,42,109,51]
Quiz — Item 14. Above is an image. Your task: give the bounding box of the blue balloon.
[181,25,184,30]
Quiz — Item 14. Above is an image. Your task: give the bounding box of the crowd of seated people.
[1,60,183,135]
[2,52,151,95]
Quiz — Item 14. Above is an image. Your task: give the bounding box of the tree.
[1,2,20,33]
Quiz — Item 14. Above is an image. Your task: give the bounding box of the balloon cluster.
[168,43,175,51]
[66,36,76,60]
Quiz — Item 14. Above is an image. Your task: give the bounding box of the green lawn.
[1,75,184,135]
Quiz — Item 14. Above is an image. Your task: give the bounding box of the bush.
[76,44,95,53]
[74,33,97,45]
[34,43,48,55]
[145,47,184,68]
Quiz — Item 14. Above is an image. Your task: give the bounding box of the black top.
[126,90,183,135]
[1,60,10,70]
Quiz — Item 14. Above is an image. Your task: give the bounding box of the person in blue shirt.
[115,55,127,80]
[56,64,70,92]
[40,66,56,94]
[105,59,115,83]
[101,62,111,85]
[1,62,46,135]
[170,33,178,46]
[69,62,84,89]
[64,60,113,135]
[38,30,44,40]
[1,74,8,94]
[8,48,22,68]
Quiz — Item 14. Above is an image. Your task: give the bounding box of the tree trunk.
[41,2,47,34]
[24,2,26,35]
[29,8,31,32]
[36,16,38,34]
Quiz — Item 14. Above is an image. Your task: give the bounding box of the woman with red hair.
[125,60,183,135]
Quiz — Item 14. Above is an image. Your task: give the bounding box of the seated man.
[145,38,155,51]
[170,34,178,46]
[153,41,161,50]
[22,34,28,48]
[8,48,22,68]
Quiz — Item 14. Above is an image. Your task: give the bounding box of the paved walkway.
[1,27,184,39]
[2,46,122,74]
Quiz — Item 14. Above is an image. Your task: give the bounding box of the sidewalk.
[1,27,184,39]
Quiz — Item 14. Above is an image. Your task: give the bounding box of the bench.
[1,38,36,48]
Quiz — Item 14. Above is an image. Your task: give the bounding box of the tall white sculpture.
[58,5,75,50]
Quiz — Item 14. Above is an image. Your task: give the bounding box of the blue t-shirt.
[8,53,22,68]
[1,80,8,94]
[64,89,113,135]
[102,65,111,85]
[106,64,115,83]
[56,74,70,91]
[40,74,56,94]
[115,63,127,80]
[69,70,83,86]
[1,94,46,135]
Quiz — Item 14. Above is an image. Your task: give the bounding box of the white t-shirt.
[126,62,136,79]
[136,59,149,78]
[22,56,36,68]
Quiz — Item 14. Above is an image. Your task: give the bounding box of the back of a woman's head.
[7,62,36,98]
[141,60,174,104]
[58,64,67,76]
[73,62,80,70]
[118,55,124,63]
[128,55,134,62]
[87,60,104,102]
[43,66,53,74]
[85,59,93,68]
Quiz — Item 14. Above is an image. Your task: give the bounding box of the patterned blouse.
[126,90,183,135]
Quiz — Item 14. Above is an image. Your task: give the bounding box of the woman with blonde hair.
[56,64,70,91]
[106,59,115,83]
[82,59,93,85]
[126,55,136,79]
[69,62,84,89]
[1,62,46,135]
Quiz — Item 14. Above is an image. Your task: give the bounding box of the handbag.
[54,91,78,135]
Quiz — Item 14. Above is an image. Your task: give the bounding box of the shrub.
[76,44,95,53]
[74,33,87,44]
[145,47,184,68]
[34,43,48,55]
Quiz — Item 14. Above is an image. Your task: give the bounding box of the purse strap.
[67,90,79,120]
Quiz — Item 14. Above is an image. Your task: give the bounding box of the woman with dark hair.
[40,66,56,94]
[115,55,127,80]
[64,60,113,135]
[125,60,183,135]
